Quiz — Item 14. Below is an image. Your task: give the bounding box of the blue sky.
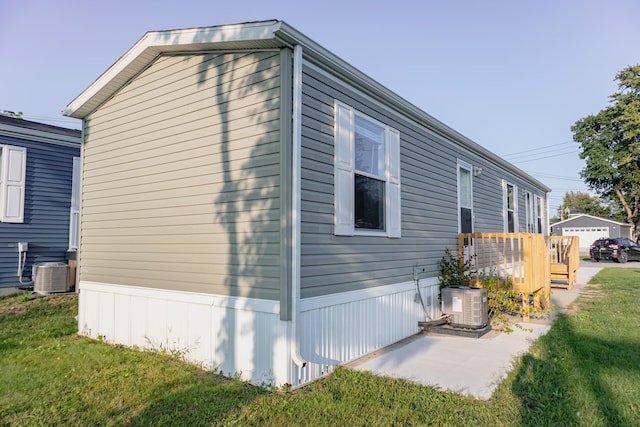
[1,0,638,215]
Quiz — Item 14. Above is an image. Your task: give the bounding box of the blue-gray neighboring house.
[0,115,81,289]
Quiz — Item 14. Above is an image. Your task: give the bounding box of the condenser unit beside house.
[441,286,488,329]
[33,262,70,294]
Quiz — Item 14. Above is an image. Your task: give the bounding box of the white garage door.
[562,227,609,250]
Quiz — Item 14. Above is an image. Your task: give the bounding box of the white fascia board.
[0,123,80,147]
[64,21,283,119]
[554,213,629,227]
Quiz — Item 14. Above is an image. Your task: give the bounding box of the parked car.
[590,237,640,263]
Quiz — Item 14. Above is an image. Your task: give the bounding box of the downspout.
[290,43,307,369]
[75,121,85,294]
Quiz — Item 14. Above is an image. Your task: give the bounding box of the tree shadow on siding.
[192,46,285,385]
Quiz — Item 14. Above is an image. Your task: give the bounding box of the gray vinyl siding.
[0,135,79,288]
[299,64,548,298]
[80,51,283,299]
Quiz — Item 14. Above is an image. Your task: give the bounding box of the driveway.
[582,259,640,268]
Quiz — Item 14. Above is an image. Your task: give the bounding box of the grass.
[0,294,265,425]
[1,267,640,426]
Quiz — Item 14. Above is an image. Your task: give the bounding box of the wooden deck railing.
[458,232,551,320]
[545,235,580,290]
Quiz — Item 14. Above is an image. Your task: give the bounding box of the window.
[354,116,386,230]
[0,145,26,223]
[536,196,544,234]
[503,180,518,232]
[334,101,401,237]
[524,192,545,234]
[524,192,535,233]
[457,160,473,234]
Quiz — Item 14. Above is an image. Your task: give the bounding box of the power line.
[500,141,575,158]
[510,148,580,164]
[505,146,579,160]
[505,146,579,162]
[523,171,584,182]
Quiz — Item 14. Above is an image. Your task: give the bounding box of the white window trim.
[334,100,401,238]
[457,159,473,234]
[502,180,518,233]
[536,195,545,234]
[0,144,27,223]
[524,191,535,233]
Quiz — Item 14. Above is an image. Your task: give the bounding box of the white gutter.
[290,44,306,369]
[0,123,80,148]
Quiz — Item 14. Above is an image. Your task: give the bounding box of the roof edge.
[64,19,550,192]
[0,117,80,147]
[64,20,283,118]
[274,22,551,192]
[552,213,631,227]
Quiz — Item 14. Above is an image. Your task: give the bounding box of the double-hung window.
[536,195,544,234]
[457,160,473,234]
[503,180,518,232]
[334,101,401,237]
[525,191,535,233]
[0,144,27,223]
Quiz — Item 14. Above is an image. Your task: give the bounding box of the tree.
[557,191,610,219]
[572,65,640,237]
[0,110,23,118]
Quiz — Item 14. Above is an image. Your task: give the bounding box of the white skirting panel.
[78,278,441,388]
[293,278,440,385]
[78,281,290,387]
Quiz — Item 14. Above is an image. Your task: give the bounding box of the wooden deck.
[458,232,552,321]
[546,236,580,290]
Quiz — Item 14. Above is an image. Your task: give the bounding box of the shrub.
[438,249,549,331]
[437,248,471,295]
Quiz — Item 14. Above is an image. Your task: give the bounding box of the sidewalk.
[348,264,603,399]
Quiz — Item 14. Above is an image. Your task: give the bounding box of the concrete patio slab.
[348,263,604,399]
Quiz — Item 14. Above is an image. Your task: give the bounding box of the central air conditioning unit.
[33,262,70,294]
[441,286,488,329]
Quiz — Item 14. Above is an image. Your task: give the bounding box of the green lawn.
[1,268,639,426]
